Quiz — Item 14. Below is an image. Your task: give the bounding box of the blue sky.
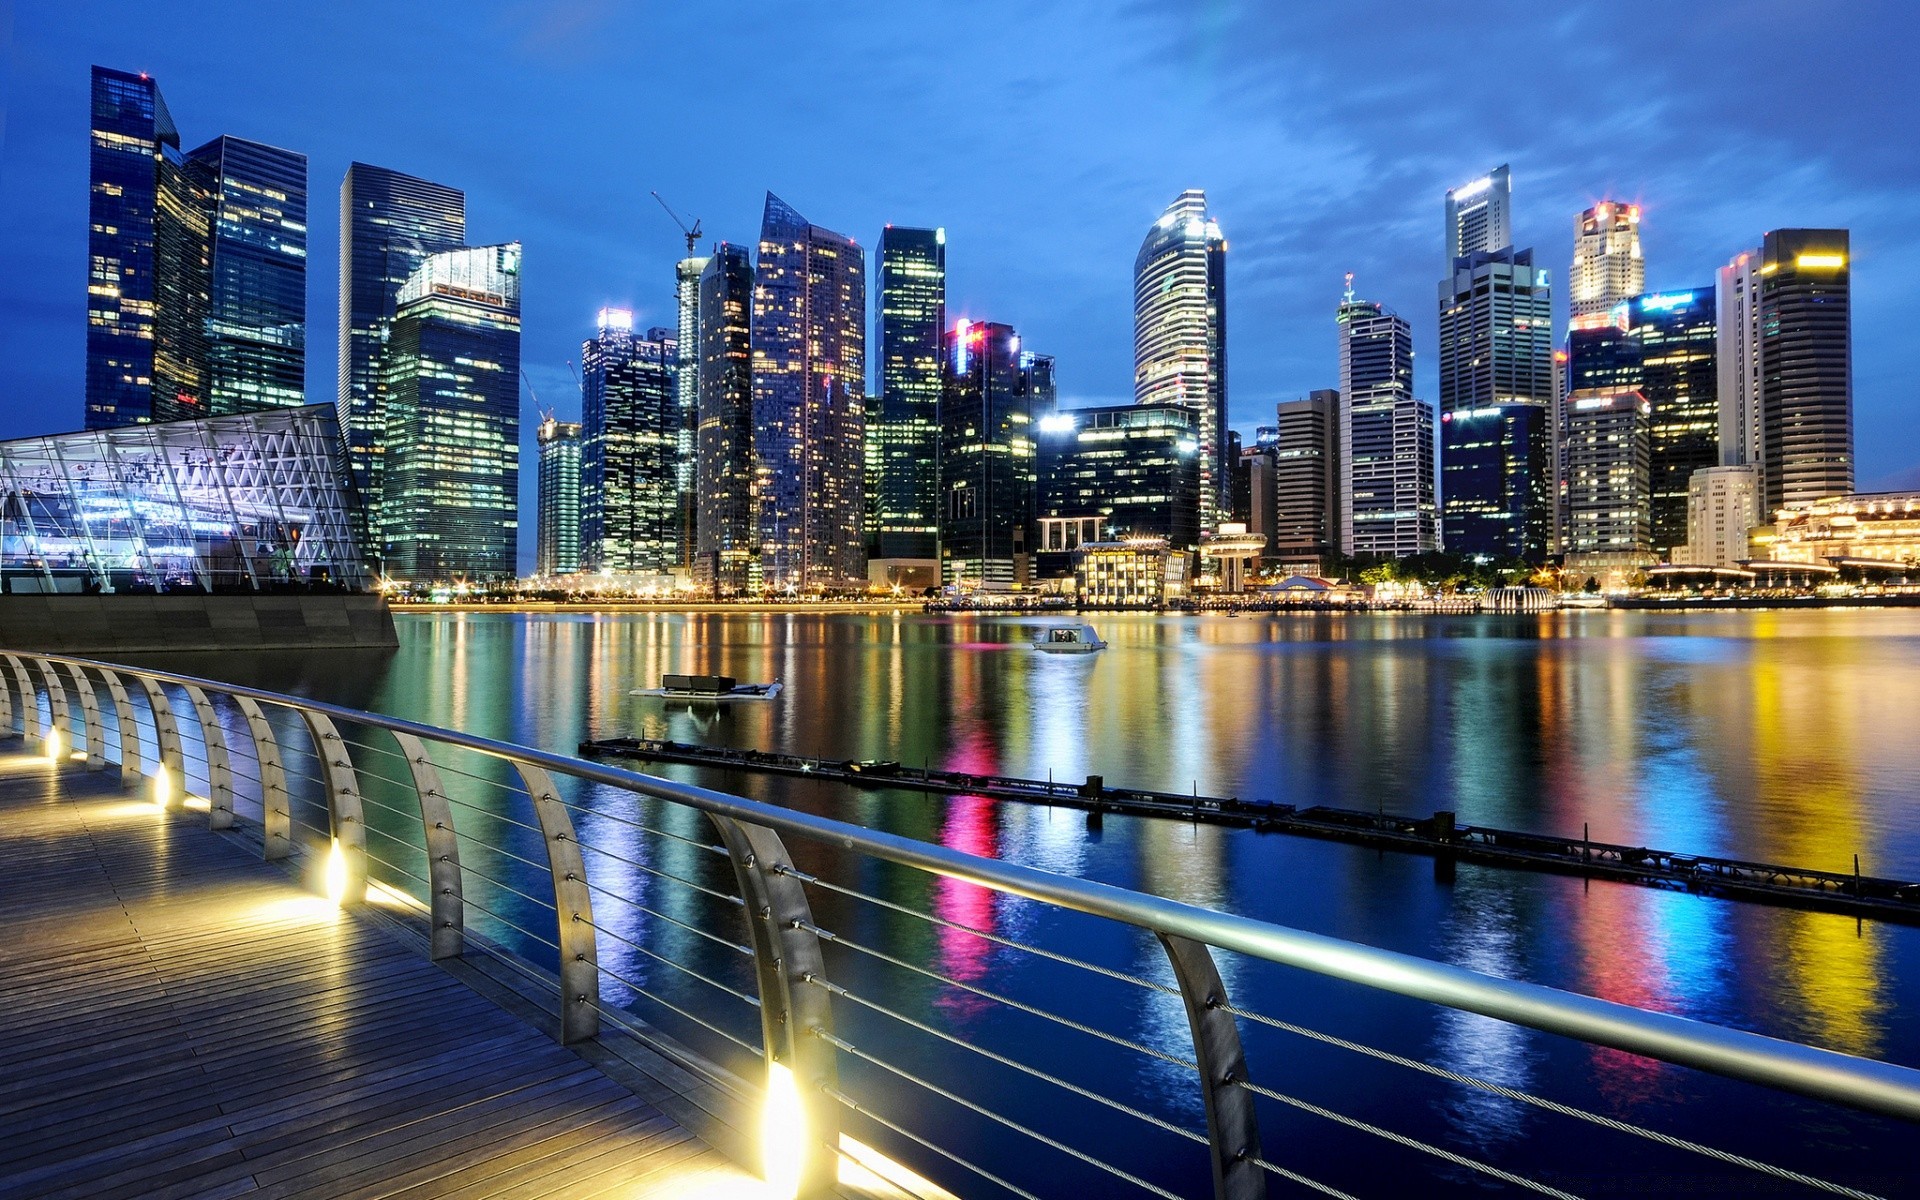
[3,1,1916,566]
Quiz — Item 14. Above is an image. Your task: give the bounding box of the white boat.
[1032,624,1107,653]
[630,674,783,701]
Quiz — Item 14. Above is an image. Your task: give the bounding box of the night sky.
[3,2,1916,568]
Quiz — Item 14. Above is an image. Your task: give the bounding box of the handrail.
[33,650,1920,1127]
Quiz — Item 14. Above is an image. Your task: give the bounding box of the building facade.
[1240,443,1278,560]
[1133,191,1227,531]
[751,193,866,591]
[1758,229,1852,513]
[1444,164,1511,261]
[695,244,756,594]
[938,321,1042,586]
[191,136,309,416]
[1564,390,1652,558]
[1271,390,1340,566]
[535,417,583,577]
[1440,404,1551,561]
[1569,202,1643,319]
[1632,289,1719,558]
[1338,293,1437,558]
[1035,404,1199,579]
[874,226,946,564]
[1767,492,1920,569]
[1683,465,1761,568]
[673,253,708,568]
[1715,249,1763,469]
[581,312,680,574]
[378,244,521,582]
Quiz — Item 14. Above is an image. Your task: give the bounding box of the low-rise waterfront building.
[1073,539,1175,609]
[1766,492,1920,571]
[1679,465,1761,568]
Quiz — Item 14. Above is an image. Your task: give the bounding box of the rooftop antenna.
[1343,272,1356,305]
[650,191,703,257]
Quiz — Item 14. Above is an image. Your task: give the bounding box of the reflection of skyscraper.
[874,226,946,564]
[1338,289,1437,557]
[696,244,756,593]
[1759,229,1852,514]
[939,320,1042,585]
[752,193,867,590]
[536,417,583,576]
[581,312,679,573]
[1134,191,1227,531]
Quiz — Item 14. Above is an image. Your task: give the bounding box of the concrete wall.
[0,594,399,653]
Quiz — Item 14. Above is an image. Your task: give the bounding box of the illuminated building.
[938,321,1043,586]
[1133,190,1227,531]
[1200,523,1268,593]
[1338,289,1436,557]
[535,417,583,577]
[874,226,946,566]
[1440,404,1550,560]
[1759,229,1852,512]
[378,244,521,583]
[1564,390,1651,560]
[1681,465,1761,568]
[1632,290,1718,557]
[1767,492,1920,569]
[1716,249,1762,468]
[1569,202,1643,319]
[673,253,708,568]
[1444,164,1511,260]
[1239,441,1278,560]
[338,163,466,554]
[695,244,755,594]
[1034,403,1199,580]
[751,193,866,591]
[1073,540,1170,609]
[581,313,679,573]
[1272,390,1340,568]
[85,67,308,430]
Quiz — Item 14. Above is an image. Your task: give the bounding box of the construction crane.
[650,191,702,257]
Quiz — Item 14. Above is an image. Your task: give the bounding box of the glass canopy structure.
[0,405,367,594]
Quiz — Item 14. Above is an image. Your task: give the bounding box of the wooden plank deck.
[0,755,770,1200]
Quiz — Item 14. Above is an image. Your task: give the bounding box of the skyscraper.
[1338,289,1437,558]
[751,193,866,591]
[1035,404,1200,567]
[696,244,756,594]
[536,417,583,577]
[1569,202,1644,319]
[1715,249,1763,469]
[874,226,947,565]
[1758,229,1852,513]
[581,313,680,574]
[1444,164,1512,260]
[378,244,522,582]
[1271,390,1341,567]
[1133,190,1227,531]
[1564,390,1651,557]
[189,137,309,415]
[85,67,176,429]
[338,163,466,541]
[1632,289,1718,556]
[673,252,708,567]
[938,320,1042,586]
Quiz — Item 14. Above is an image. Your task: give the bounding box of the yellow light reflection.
[151,765,171,807]
[325,838,348,907]
[760,1061,805,1199]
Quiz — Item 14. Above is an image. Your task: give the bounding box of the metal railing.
[4,648,1918,1200]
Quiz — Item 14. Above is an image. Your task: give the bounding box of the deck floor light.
[44,729,62,766]
[151,764,170,807]
[325,838,348,906]
[761,1060,805,1199]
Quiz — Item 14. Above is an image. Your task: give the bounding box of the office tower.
[1569,202,1643,319]
[937,319,1044,585]
[338,163,467,533]
[1338,290,1437,558]
[751,193,867,591]
[1134,190,1228,530]
[536,417,584,576]
[1226,430,1249,526]
[378,244,522,582]
[874,226,946,564]
[1564,390,1651,557]
[696,245,757,594]
[1759,229,1852,513]
[1632,290,1719,557]
[1034,404,1200,572]
[85,67,177,428]
[1716,249,1762,468]
[1566,304,1640,394]
[1684,465,1761,567]
[1271,390,1341,566]
[1444,164,1511,260]
[188,137,308,415]
[673,253,708,568]
[1240,442,1278,558]
[581,313,680,574]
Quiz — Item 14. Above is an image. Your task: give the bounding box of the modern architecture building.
[1682,465,1761,568]
[1133,191,1227,531]
[535,417,583,577]
[337,163,466,548]
[1716,249,1763,468]
[581,312,679,574]
[1440,404,1551,561]
[0,406,364,592]
[1271,390,1341,567]
[873,226,946,565]
[1035,403,1200,580]
[1569,202,1643,319]
[1444,164,1511,260]
[1563,390,1652,559]
[1758,229,1852,512]
[84,67,309,430]
[938,320,1044,586]
[1338,290,1438,558]
[378,244,522,583]
[751,194,867,591]
[1074,540,1172,609]
[1632,289,1719,557]
[673,252,708,568]
[695,244,756,594]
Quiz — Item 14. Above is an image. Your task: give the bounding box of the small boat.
[1032,624,1107,653]
[630,673,783,701]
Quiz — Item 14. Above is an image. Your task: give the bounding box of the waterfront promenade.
[0,760,763,1200]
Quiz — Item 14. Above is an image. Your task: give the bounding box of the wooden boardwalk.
[0,756,769,1200]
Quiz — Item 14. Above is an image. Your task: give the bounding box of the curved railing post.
[131,675,185,807]
[236,696,291,860]
[512,761,598,1043]
[2,654,33,741]
[33,658,69,761]
[1156,933,1267,1200]
[301,711,367,905]
[95,668,144,786]
[59,662,106,771]
[393,731,463,960]
[710,814,841,1198]
[182,684,235,830]
[0,653,12,737]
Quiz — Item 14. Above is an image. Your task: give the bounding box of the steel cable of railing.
[1240,1152,1363,1200]
[819,1081,1044,1200]
[578,915,761,1009]
[575,876,753,958]
[573,838,747,908]
[549,792,734,859]
[587,951,762,1057]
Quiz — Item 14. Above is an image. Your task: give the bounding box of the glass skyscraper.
[1632,289,1719,556]
[673,253,708,567]
[581,312,680,574]
[1034,403,1200,575]
[1338,290,1437,558]
[1133,191,1227,532]
[536,417,584,577]
[378,244,522,582]
[696,244,757,594]
[189,137,309,416]
[751,193,867,591]
[938,320,1042,586]
[1758,229,1852,513]
[875,226,947,563]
